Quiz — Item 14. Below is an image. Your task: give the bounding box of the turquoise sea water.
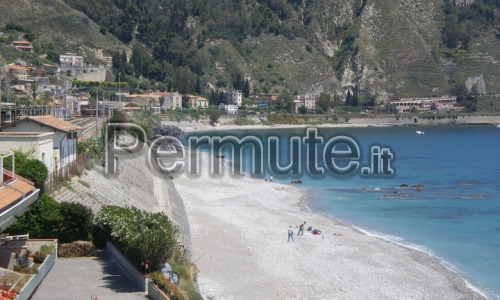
[185,126,500,299]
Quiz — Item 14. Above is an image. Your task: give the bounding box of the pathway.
[32,252,147,300]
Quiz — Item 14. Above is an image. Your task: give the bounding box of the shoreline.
[169,120,500,134]
[296,189,488,299]
[162,113,500,133]
[170,125,486,299]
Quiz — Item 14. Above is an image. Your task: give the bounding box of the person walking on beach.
[287,226,294,242]
[298,221,306,236]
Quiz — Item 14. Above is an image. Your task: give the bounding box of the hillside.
[1,0,499,109]
[0,0,129,66]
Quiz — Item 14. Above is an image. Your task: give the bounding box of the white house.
[60,53,84,76]
[0,116,82,171]
[224,105,238,115]
[229,90,243,107]
[0,132,55,173]
[294,94,316,112]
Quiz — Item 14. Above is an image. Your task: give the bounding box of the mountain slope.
[0,0,129,65]
[1,0,500,107]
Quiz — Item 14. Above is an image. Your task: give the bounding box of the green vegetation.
[234,118,256,125]
[442,1,499,49]
[94,206,178,270]
[267,113,295,124]
[72,80,128,88]
[3,150,48,189]
[77,140,103,161]
[209,110,223,125]
[6,195,93,244]
[62,181,75,192]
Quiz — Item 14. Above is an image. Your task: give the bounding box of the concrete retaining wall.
[164,177,191,256]
[106,241,146,291]
[17,243,57,300]
[75,69,108,82]
[147,281,169,300]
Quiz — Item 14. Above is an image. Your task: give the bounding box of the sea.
[184,125,500,299]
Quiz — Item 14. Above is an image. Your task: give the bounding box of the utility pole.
[118,72,121,110]
[96,87,99,140]
[108,94,111,121]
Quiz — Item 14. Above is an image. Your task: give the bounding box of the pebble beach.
[173,147,485,300]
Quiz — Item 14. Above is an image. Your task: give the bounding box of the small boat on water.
[416,130,425,135]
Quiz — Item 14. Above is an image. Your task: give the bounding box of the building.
[0,116,82,171]
[8,64,31,81]
[392,96,458,112]
[60,53,84,76]
[42,64,58,74]
[186,94,209,109]
[257,93,279,102]
[153,92,182,110]
[294,94,316,112]
[293,99,304,113]
[304,95,316,111]
[0,153,40,231]
[0,132,55,173]
[12,41,33,53]
[224,104,238,115]
[455,0,475,6]
[123,94,161,109]
[228,90,243,107]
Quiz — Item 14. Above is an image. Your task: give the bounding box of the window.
[42,152,45,163]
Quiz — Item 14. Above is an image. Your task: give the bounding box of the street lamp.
[118,72,121,110]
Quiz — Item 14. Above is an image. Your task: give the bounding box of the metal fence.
[44,152,94,194]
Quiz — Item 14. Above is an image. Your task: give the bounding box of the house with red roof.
[12,41,33,53]
[0,153,40,231]
[0,116,82,171]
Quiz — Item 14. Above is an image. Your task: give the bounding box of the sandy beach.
[172,145,485,299]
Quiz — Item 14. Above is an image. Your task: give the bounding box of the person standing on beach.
[288,226,294,242]
[298,221,306,236]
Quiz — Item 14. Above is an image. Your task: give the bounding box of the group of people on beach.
[288,221,322,241]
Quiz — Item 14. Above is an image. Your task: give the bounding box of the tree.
[345,90,353,106]
[276,92,293,113]
[316,92,331,112]
[243,79,250,98]
[58,202,93,243]
[298,105,307,114]
[6,195,62,238]
[209,110,223,125]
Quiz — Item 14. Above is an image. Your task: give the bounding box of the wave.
[333,218,491,299]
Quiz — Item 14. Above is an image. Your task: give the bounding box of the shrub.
[234,118,256,125]
[58,202,93,243]
[94,206,179,271]
[6,195,63,238]
[150,272,180,299]
[58,241,95,257]
[33,251,47,264]
[209,110,223,125]
[6,196,94,243]
[13,265,37,274]
[2,150,48,189]
[267,114,295,124]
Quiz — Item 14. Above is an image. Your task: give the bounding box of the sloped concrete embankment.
[51,147,191,251]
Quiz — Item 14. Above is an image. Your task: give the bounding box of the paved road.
[32,253,147,300]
